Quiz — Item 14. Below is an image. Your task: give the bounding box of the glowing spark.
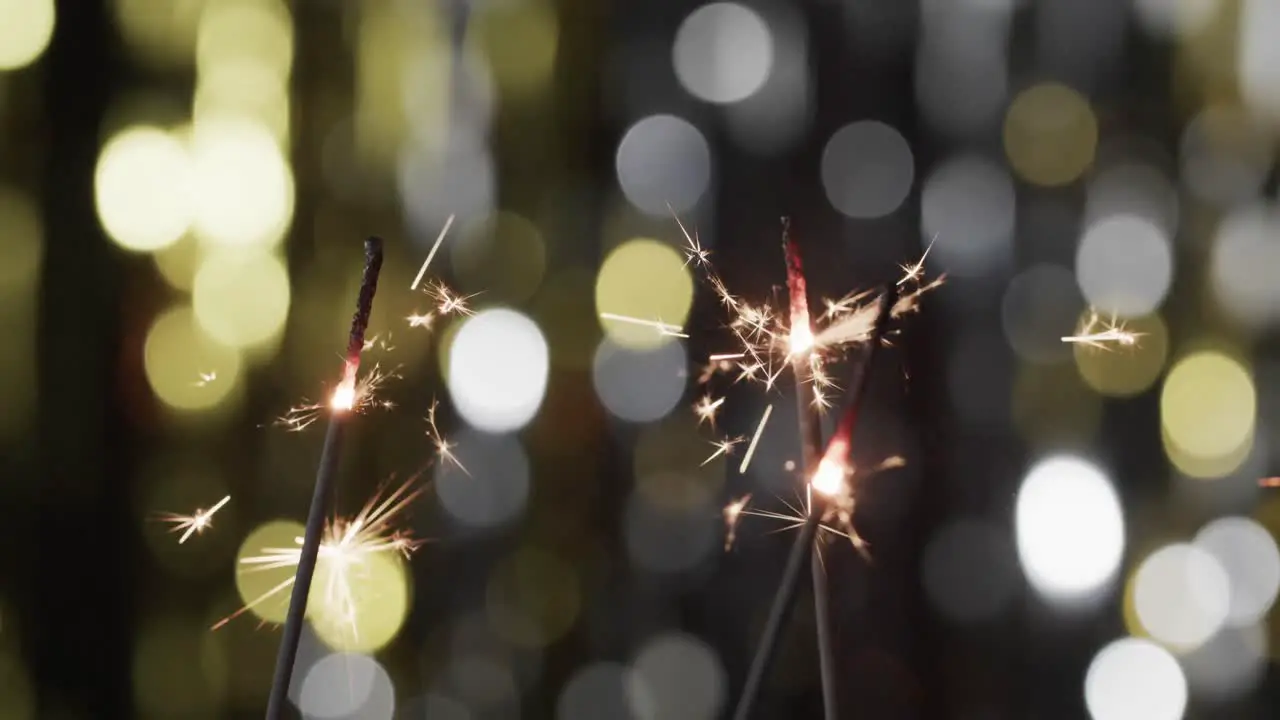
[159,495,231,544]
[710,352,745,361]
[213,479,426,634]
[723,494,752,551]
[427,400,468,475]
[407,313,434,329]
[410,214,455,291]
[1062,310,1143,351]
[277,363,400,432]
[702,436,744,466]
[738,404,773,474]
[1261,477,1280,488]
[693,394,726,427]
[898,234,937,286]
[193,371,217,387]
[670,207,712,268]
[598,312,689,338]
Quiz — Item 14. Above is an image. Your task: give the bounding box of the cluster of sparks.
[622,214,943,551]
[1061,310,1144,351]
[211,479,427,635]
[159,495,231,544]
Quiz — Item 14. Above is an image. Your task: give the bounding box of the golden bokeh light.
[233,520,304,626]
[1074,313,1170,397]
[452,212,548,304]
[471,0,559,99]
[1004,83,1098,186]
[152,234,201,292]
[95,125,194,252]
[309,550,412,654]
[193,60,291,146]
[189,118,294,248]
[0,185,42,294]
[634,413,724,512]
[113,0,205,69]
[595,238,694,350]
[132,614,228,718]
[0,0,55,71]
[0,186,41,440]
[486,547,581,649]
[1161,351,1255,478]
[192,248,291,349]
[195,0,293,79]
[144,305,243,412]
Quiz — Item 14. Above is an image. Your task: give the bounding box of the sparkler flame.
[159,495,231,544]
[276,362,401,432]
[212,479,426,636]
[1062,310,1143,350]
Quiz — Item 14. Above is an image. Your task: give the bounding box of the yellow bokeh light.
[1161,351,1255,478]
[95,126,194,252]
[0,652,34,720]
[595,239,694,350]
[530,268,601,370]
[1004,83,1098,187]
[132,615,228,718]
[195,0,293,79]
[233,520,304,626]
[0,185,42,294]
[310,550,411,654]
[113,0,205,69]
[0,0,55,71]
[152,234,201,292]
[192,248,291,349]
[486,547,581,648]
[1074,314,1170,397]
[471,0,559,98]
[189,118,294,248]
[193,59,291,147]
[453,212,548,304]
[144,305,242,412]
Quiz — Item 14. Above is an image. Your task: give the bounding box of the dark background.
[2,0,1279,718]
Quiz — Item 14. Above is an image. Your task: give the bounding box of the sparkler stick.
[781,223,837,720]
[732,284,899,720]
[264,238,384,720]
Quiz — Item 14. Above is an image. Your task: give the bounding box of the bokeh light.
[820,120,914,219]
[95,125,193,252]
[1179,105,1274,207]
[143,305,242,412]
[0,0,55,71]
[298,653,396,720]
[1003,83,1097,187]
[191,248,291,349]
[1085,162,1179,237]
[452,212,547,304]
[672,3,774,104]
[485,547,581,649]
[189,118,294,248]
[624,490,718,574]
[1002,264,1085,364]
[1072,312,1169,397]
[233,520,304,626]
[447,308,550,433]
[1210,202,1280,329]
[615,114,712,215]
[595,238,694,350]
[132,614,228,718]
[470,0,559,99]
[922,519,1019,624]
[1084,637,1187,720]
[627,632,726,720]
[557,663,633,720]
[1131,543,1230,651]
[195,0,293,80]
[1194,517,1280,627]
[1180,623,1268,702]
[310,549,411,654]
[434,429,531,530]
[593,338,688,424]
[920,154,1015,277]
[1160,351,1255,478]
[1015,456,1125,604]
[1075,214,1174,317]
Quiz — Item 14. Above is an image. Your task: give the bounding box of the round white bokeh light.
[1133,543,1231,651]
[447,308,549,433]
[1075,214,1174,318]
[1015,456,1125,603]
[1084,638,1187,720]
[672,3,774,104]
[1195,516,1280,626]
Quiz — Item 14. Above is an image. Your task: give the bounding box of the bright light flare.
[159,495,231,544]
[277,362,400,432]
[723,494,752,551]
[426,399,468,475]
[809,457,846,497]
[213,479,426,634]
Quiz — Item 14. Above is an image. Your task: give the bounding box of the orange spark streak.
[159,495,231,544]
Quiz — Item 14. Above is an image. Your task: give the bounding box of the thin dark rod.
[732,284,900,720]
[265,237,384,720]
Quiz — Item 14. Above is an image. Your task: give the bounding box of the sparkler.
[732,284,899,720]
[159,495,231,544]
[212,477,425,636]
[264,237,384,720]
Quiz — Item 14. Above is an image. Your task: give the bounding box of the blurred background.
[3,0,1280,718]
